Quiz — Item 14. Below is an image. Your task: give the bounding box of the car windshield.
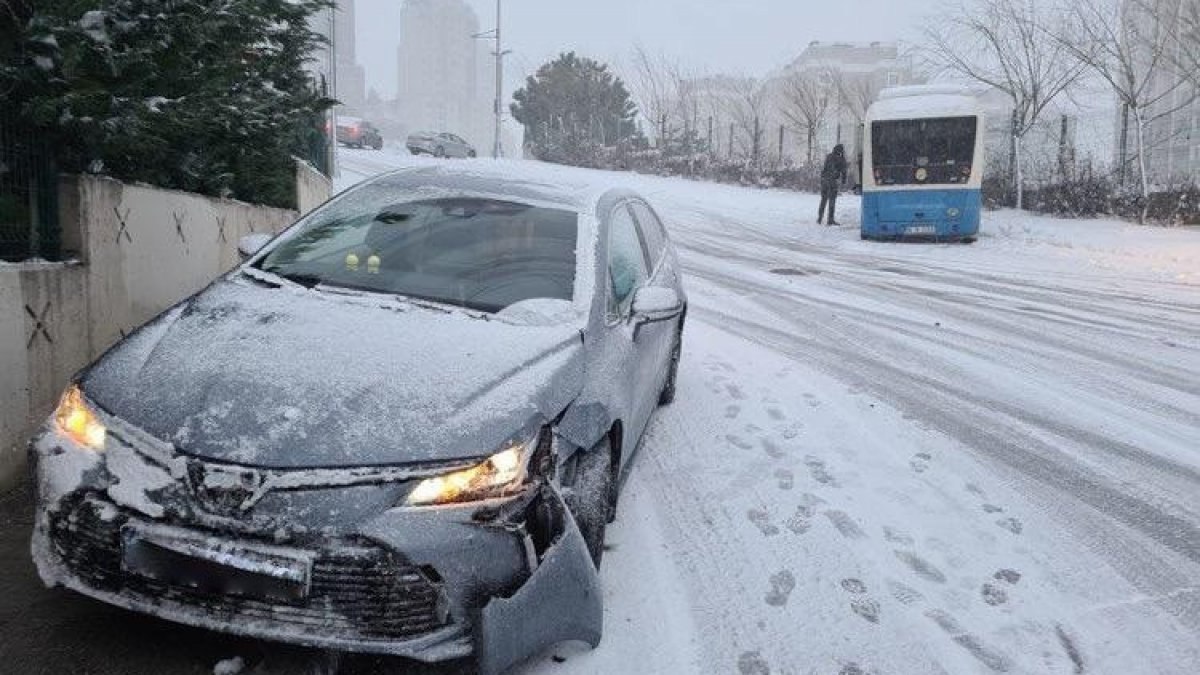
[256,196,579,313]
[872,116,977,185]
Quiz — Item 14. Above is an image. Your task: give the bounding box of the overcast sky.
[354,0,938,99]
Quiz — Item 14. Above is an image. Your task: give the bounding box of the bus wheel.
[961,237,977,244]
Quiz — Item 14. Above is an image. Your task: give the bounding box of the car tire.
[565,438,614,569]
[468,150,477,158]
[435,146,446,158]
[658,325,683,406]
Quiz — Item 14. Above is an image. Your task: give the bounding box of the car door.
[604,202,660,449]
[627,200,679,389]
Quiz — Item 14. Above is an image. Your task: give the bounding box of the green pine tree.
[3,0,334,208]
[510,52,640,167]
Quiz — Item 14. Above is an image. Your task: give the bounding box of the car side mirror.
[631,286,683,339]
[238,233,272,260]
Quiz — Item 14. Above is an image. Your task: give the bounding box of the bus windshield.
[872,116,977,186]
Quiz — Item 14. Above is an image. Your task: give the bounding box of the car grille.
[48,496,449,641]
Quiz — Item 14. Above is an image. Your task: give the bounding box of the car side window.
[629,201,667,267]
[607,204,650,320]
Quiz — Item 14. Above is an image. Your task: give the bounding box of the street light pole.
[492,0,504,159]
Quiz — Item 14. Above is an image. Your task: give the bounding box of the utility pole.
[474,1,509,158]
[492,0,504,159]
[328,4,338,177]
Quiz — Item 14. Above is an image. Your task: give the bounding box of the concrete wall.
[295,158,334,215]
[0,168,330,491]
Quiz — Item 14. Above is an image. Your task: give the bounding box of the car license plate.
[121,524,313,602]
[907,224,936,235]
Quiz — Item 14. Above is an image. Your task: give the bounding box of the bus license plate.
[907,225,935,235]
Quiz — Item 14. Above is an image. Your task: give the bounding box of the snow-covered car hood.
[80,278,585,469]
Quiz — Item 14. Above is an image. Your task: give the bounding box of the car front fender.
[476,486,603,674]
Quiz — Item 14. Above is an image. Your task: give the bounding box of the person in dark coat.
[818,144,848,225]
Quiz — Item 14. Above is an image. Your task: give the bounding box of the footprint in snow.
[803,393,822,408]
[767,407,786,421]
[725,383,747,400]
[924,609,1013,672]
[995,517,1023,535]
[825,510,867,539]
[747,509,780,537]
[887,579,924,605]
[893,550,947,584]
[725,435,754,451]
[760,438,787,459]
[910,452,932,473]
[804,456,838,486]
[841,578,880,623]
[784,494,824,535]
[993,569,1021,584]
[965,483,986,498]
[765,570,796,607]
[982,503,1004,514]
[840,578,868,594]
[779,423,801,439]
[774,468,794,490]
[737,650,771,675]
[725,404,742,419]
[981,582,1008,606]
[839,664,866,675]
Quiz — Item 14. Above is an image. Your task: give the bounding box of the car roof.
[356,162,638,213]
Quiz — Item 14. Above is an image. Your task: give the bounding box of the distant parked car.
[407,131,476,158]
[336,117,383,150]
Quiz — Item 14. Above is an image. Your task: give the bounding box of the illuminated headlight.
[947,208,961,218]
[405,437,534,506]
[914,167,929,182]
[53,385,107,451]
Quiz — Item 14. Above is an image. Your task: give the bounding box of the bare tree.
[629,44,680,148]
[726,77,768,170]
[1057,0,1196,222]
[837,72,882,126]
[926,0,1084,210]
[1171,0,1200,85]
[778,69,834,164]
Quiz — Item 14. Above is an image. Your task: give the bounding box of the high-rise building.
[334,0,366,112]
[396,0,491,149]
[1114,0,1199,184]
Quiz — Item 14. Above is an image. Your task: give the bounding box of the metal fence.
[0,114,60,262]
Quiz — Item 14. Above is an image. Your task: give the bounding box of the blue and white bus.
[861,86,985,242]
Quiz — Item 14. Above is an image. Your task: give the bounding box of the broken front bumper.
[29,427,602,674]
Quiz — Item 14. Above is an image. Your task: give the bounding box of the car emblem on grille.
[186,461,267,515]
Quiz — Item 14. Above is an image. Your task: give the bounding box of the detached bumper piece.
[46,496,468,658]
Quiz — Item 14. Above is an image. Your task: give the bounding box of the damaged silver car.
[29,165,686,673]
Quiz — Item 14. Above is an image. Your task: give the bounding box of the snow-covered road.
[337,150,1200,675]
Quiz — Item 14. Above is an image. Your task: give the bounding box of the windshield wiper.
[271,271,323,289]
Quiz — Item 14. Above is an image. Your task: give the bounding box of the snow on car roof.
[356,161,631,213]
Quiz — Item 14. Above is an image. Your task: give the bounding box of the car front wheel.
[564,437,614,569]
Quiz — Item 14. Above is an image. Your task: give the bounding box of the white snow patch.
[212,656,245,675]
[78,10,110,43]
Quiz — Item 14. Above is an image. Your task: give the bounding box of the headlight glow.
[405,444,528,506]
[54,385,107,451]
